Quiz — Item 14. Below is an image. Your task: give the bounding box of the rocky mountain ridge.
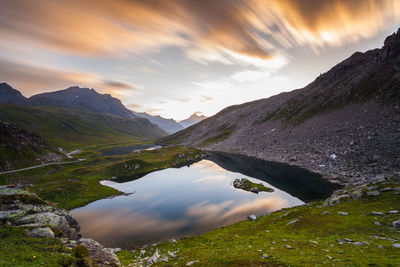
[161,28,400,186]
[0,84,183,134]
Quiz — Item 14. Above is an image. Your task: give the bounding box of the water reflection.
[102,144,162,156]
[72,160,303,248]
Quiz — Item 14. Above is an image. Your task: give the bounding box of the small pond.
[71,152,338,248]
[102,144,162,156]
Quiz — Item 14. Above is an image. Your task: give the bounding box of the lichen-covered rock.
[0,187,33,196]
[78,238,120,266]
[29,227,55,238]
[0,210,25,220]
[16,212,79,239]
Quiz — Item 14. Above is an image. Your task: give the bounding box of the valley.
[0,6,399,266]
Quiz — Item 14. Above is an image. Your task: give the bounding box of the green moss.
[119,180,400,266]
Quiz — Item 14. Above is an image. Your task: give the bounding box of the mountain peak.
[0,82,27,104]
[180,112,207,128]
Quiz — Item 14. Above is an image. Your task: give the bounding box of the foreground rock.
[78,238,120,266]
[0,185,120,266]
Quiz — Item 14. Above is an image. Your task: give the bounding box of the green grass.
[118,179,400,266]
[0,227,75,267]
[0,145,203,209]
[0,103,166,149]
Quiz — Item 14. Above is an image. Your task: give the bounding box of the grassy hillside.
[0,104,167,149]
[118,177,400,266]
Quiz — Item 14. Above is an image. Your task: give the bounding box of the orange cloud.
[0,58,137,97]
[0,0,399,67]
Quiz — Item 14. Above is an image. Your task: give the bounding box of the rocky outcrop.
[0,185,120,266]
[78,238,120,266]
[161,28,400,186]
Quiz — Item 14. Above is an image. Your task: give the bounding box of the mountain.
[28,86,135,118]
[133,112,183,134]
[0,103,167,149]
[0,84,184,134]
[0,83,27,105]
[161,28,400,185]
[179,112,207,128]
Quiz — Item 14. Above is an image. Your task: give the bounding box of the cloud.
[0,57,137,97]
[231,70,270,82]
[1,0,397,69]
[127,103,143,109]
[200,95,213,102]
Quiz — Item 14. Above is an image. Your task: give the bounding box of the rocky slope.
[161,29,400,186]
[0,121,64,171]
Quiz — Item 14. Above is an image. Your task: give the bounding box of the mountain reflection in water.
[72,155,338,248]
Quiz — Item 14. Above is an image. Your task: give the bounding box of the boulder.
[78,238,120,266]
[248,215,257,221]
[16,212,79,239]
[250,187,259,193]
[337,212,349,216]
[366,191,380,196]
[371,211,384,216]
[392,221,400,228]
[29,227,55,238]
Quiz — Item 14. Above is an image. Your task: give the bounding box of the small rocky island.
[233,178,274,193]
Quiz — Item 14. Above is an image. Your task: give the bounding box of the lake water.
[102,144,162,156]
[71,153,338,248]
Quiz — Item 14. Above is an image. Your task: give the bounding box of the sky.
[0,0,399,120]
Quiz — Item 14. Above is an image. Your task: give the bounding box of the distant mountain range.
[0,83,196,134]
[179,112,207,128]
[161,28,400,184]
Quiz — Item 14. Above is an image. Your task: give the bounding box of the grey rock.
[392,243,400,249]
[248,215,257,221]
[29,227,55,238]
[351,190,363,199]
[262,254,269,259]
[394,187,400,192]
[0,210,25,220]
[284,244,292,249]
[250,186,259,193]
[371,211,384,216]
[78,238,120,266]
[287,219,299,225]
[337,212,349,216]
[392,221,400,228]
[354,242,363,246]
[374,222,381,226]
[380,187,392,192]
[387,210,399,214]
[366,191,380,196]
[113,248,121,253]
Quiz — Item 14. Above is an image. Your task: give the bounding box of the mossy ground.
[118,180,400,266]
[0,144,203,209]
